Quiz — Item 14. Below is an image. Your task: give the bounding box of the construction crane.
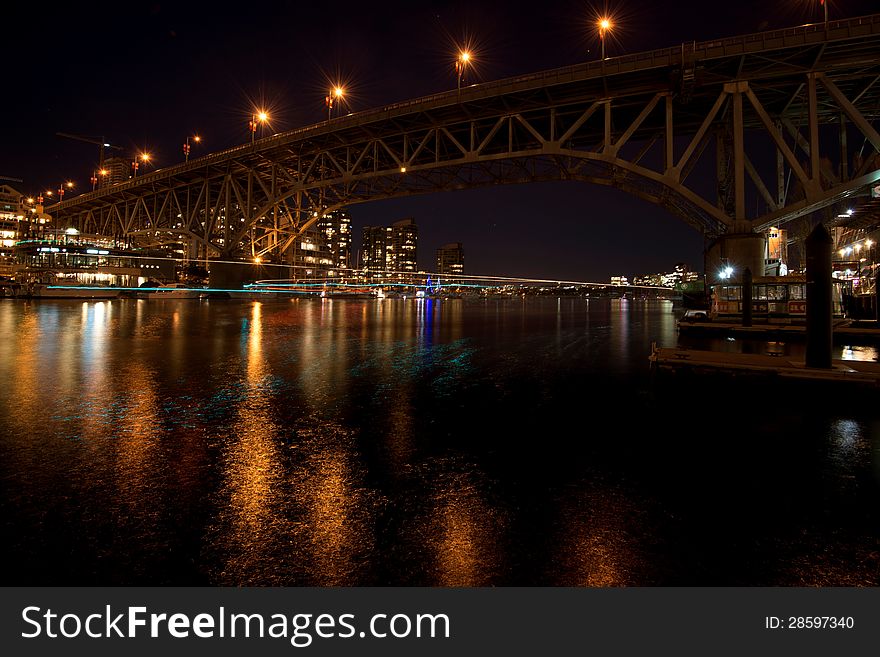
[56,133,123,171]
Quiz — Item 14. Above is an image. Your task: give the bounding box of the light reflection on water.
[0,297,878,586]
[840,344,878,362]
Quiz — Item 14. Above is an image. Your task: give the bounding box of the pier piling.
[742,267,753,327]
[805,223,832,369]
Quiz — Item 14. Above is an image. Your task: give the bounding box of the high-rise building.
[386,218,418,281]
[101,156,131,186]
[316,209,352,272]
[361,218,419,283]
[436,242,464,281]
[291,224,334,278]
[361,225,387,280]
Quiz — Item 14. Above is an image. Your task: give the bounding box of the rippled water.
[0,297,877,585]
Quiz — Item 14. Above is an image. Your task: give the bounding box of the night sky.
[4,1,877,280]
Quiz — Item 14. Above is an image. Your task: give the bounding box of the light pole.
[821,0,828,23]
[456,51,471,92]
[250,112,268,144]
[326,86,344,121]
[598,17,612,60]
[57,181,74,201]
[183,135,201,162]
[133,153,150,177]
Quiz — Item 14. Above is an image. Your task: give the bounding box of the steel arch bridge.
[49,14,880,262]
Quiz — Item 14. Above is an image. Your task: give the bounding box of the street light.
[183,134,201,162]
[820,0,828,23]
[132,152,150,177]
[456,51,471,92]
[57,181,74,201]
[250,112,268,144]
[326,86,345,121]
[598,17,613,60]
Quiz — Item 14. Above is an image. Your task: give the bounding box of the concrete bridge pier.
[705,231,765,284]
[209,260,264,289]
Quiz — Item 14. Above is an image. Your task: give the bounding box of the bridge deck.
[50,13,880,214]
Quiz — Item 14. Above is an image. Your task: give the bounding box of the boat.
[142,283,204,299]
[26,280,121,299]
[319,289,379,299]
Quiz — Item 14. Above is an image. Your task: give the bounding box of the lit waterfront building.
[436,242,464,283]
[0,185,52,271]
[291,224,334,279]
[361,225,388,282]
[610,275,629,286]
[386,218,418,281]
[361,218,419,284]
[0,185,25,252]
[316,209,352,272]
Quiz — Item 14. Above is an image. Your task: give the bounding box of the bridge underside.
[49,14,880,263]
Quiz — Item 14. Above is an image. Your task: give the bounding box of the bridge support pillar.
[209,261,265,289]
[705,232,765,284]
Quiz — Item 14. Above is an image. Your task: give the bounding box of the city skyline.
[4,0,878,280]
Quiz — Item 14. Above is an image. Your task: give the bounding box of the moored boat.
[142,283,204,299]
[27,280,121,299]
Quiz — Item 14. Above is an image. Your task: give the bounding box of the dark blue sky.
[4,1,876,280]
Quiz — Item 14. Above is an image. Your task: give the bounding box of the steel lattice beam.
[49,13,880,259]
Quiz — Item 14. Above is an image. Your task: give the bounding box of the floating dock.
[678,319,880,343]
[649,344,880,387]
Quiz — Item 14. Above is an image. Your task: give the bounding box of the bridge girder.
[50,14,880,260]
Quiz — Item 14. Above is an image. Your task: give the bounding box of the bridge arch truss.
[52,14,880,261]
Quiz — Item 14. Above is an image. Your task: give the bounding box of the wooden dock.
[649,344,880,387]
[678,320,880,343]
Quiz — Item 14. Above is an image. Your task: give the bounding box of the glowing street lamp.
[132,152,150,177]
[250,112,268,144]
[598,17,613,60]
[456,51,471,92]
[57,181,74,201]
[183,134,201,162]
[325,86,345,121]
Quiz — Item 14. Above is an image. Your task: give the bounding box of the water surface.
[1,297,877,585]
